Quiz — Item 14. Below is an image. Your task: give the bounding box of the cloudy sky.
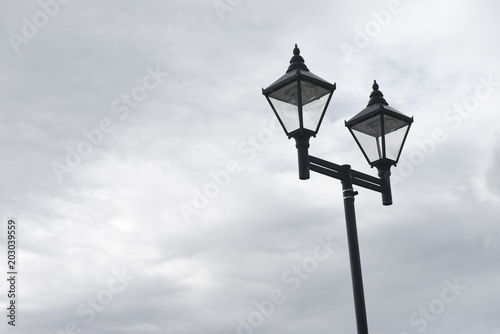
[1,0,500,333]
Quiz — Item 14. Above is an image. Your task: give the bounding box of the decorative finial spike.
[293,44,300,56]
[287,44,309,72]
[367,80,388,106]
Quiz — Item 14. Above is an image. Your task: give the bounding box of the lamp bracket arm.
[308,155,383,193]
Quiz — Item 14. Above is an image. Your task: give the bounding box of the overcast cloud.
[1,0,500,333]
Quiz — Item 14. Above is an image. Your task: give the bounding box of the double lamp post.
[262,45,414,334]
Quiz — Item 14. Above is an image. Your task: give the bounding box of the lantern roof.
[345,80,412,127]
[262,45,336,96]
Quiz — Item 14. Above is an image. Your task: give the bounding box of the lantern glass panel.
[269,96,300,134]
[302,86,332,132]
[268,81,299,105]
[268,81,300,134]
[385,122,410,161]
[351,128,383,163]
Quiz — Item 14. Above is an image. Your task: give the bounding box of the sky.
[1,0,500,333]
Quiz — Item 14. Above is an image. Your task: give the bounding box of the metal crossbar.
[308,155,382,193]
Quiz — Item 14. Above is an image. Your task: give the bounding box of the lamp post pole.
[341,164,368,334]
[308,156,386,334]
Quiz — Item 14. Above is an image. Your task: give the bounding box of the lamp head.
[345,80,413,170]
[262,45,336,140]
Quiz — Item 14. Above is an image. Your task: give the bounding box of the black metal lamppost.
[262,45,413,334]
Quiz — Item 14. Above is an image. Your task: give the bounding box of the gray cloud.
[0,0,499,333]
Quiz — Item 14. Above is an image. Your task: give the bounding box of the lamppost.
[262,45,413,334]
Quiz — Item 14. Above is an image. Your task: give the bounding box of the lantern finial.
[367,79,388,106]
[287,44,309,72]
